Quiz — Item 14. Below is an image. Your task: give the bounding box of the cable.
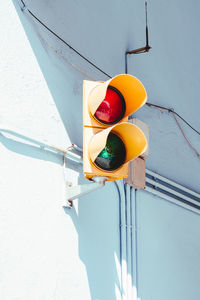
[145,1,148,26]
[172,113,200,159]
[173,111,200,136]
[20,0,200,139]
[146,103,200,160]
[146,102,200,136]
[63,144,77,207]
[37,29,96,80]
[21,2,112,79]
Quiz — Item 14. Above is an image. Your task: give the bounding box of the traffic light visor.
[88,122,147,171]
[88,74,147,124]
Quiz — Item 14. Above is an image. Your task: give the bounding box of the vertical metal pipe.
[125,184,132,300]
[116,180,127,300]
[130,187,138,300]
[125,53,128,74]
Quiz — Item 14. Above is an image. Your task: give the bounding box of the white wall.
[1,0,200,299]
[12,0,200,192]
[136,189,200,300]
[0,1,121,299]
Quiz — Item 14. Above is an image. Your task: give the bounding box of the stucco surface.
[12,0,200,192]
[1,0,200,299]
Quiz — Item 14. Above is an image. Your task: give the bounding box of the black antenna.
[126,1,151,55]
[145,1,150,48]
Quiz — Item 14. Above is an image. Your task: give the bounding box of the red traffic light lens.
[94,86,126,124]
[94,132,126,171]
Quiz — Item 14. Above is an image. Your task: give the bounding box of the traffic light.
[83,74,147,181]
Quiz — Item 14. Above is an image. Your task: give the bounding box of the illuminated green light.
[100,149,110,159]
[94,132,126,171]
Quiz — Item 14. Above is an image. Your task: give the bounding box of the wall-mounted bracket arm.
[126,45,151,55]
[64,177,108,208]
[125,1,151,73]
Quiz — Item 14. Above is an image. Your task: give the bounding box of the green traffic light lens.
[94,132,126,171]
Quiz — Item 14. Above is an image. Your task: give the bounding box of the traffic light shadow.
[64,172,122,300]
[11,3,136,298]
[0,128,123,299]
[0,127,123,299]
[0,121,123,299]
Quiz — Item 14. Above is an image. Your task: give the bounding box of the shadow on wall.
[12,0,86,147]
[0,127,122,299]
[12,2,122,299]
[0,129,82,171]
[64,172,122,300]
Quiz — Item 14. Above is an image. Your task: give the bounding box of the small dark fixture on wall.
[126,1,151,55]
[125,1,151,72]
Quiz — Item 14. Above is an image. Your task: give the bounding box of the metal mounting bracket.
[64,176,109,208]
[125,1,151,73]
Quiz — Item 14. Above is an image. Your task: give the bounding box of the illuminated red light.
[94,86,126,124]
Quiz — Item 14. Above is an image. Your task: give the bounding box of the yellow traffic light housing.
[83,74,148,181]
